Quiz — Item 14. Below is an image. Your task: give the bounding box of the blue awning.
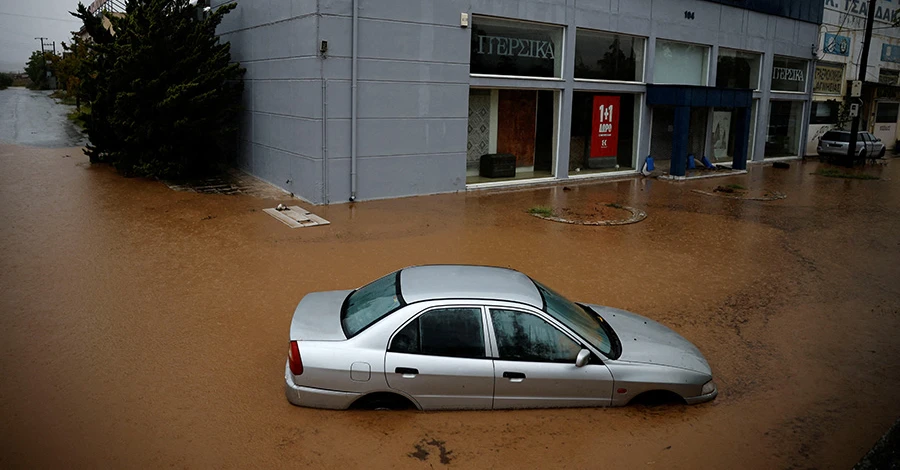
[646,84,753,108]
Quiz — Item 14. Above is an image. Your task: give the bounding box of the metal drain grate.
[263,206,330,228]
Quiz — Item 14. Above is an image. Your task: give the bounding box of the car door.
[488,307,614,409]
[859,132,871,156]
[384,306,494,410]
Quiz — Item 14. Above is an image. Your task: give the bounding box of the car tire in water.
[351,393,414,411]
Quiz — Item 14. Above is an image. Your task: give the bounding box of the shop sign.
[824,0,900,25]
[469,18,561,78]
[773,67,805,82]
[772,57,808,92]
[590,96,620,158]
[882,44,900,63]
[824,33,851,56]
[814,64,844,94]
[474,35,555,59]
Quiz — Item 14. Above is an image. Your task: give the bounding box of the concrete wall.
[218,0,821,203]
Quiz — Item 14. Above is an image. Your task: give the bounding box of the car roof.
[399,265,544,308]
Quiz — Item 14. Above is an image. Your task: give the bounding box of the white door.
[873,102,899,151]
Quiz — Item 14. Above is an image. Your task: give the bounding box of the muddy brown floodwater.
[1,142,899,469]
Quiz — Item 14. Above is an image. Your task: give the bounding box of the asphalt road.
[1,117,899,467]
[0,87,87,148]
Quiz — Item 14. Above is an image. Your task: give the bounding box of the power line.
[0,11,80,23]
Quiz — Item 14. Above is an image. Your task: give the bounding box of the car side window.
[388,308,485,359]
[490,309,582,362]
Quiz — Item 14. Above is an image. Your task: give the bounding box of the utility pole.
[845,0,878,166]
[34,37,48,53]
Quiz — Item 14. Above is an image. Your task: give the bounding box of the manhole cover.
[264,206,330,228]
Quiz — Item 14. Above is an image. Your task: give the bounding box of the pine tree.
[25,51,55,89]
[73,0,244,177]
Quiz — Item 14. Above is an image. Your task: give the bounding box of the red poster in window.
[590,95,620,158]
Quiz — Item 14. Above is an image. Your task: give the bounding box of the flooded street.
[1,137,899,468]
[0,88,88,148]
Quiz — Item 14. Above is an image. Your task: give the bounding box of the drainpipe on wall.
[349,0,358,201]
[322,80,328,203]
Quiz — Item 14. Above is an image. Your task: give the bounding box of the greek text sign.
[814,64,844,94]
[591,96,620,158]
[772,57,808,92]
[469,17,561,77]
[824,0,900,24]
[773,67,805,82]
[475,35,555,60]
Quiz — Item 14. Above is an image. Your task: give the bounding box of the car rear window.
[341,271,405,337]
[822,131,849,142]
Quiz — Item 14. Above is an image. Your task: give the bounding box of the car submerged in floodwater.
[285,265,717,411]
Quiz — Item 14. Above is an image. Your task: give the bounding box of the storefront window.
[466,88,557,184]
[711,102,757,163]
[876,102,899,123]
[654,40,709,86]
[771,56,808,93]
[809,101,840,125]
[813,63,844,95]
[716,49,761,90]
[765,100,804,157]
[470,17,564,78]
[574,30,644,82]
[569,92,639,174]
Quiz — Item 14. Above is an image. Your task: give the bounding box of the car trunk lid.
[289,290,352,341]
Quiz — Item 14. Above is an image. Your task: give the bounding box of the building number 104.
[684,11,695,20]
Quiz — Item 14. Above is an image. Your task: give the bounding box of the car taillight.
[289,341,303,375]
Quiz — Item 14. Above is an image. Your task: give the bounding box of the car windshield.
[341,271,404,337]
[822,131,849,142]
[533,281,613,356]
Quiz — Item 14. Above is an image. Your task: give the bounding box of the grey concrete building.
[215,0,823,204]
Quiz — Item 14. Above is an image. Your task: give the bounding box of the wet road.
[0,88,87,148]
[1,140,899,468]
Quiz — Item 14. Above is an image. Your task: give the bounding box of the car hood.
[586,304,711,375]
[290,290,353,341]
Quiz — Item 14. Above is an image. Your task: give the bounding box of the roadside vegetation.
[0,72,13,90]
[528,206,555,217]
[815,168,880,180]
[22,0,244,179]
[70,0,245,178]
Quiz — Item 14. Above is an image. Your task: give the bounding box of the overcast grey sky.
[0,0,86,72]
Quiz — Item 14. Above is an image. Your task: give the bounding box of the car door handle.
[395,367,419,376]
[503,371,526,382]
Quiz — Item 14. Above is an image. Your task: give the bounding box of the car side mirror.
[575,349,591,367]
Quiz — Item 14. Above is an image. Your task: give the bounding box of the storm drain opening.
[263,205,330,228]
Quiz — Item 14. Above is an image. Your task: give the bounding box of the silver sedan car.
[817,130,886,160]
[285,265,717,410]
